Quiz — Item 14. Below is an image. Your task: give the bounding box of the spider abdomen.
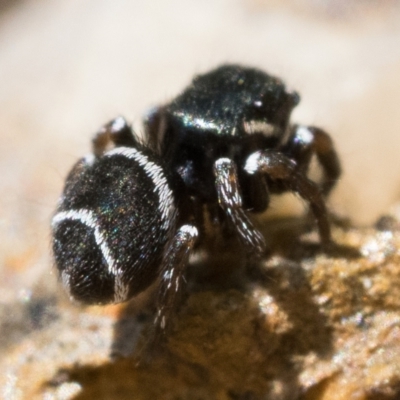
[52,146,178,305]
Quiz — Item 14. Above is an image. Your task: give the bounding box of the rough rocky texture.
[2,213,400,400]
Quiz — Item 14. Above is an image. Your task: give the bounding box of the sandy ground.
[0,0,400,301]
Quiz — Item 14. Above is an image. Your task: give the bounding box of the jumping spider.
[52,64,341,336]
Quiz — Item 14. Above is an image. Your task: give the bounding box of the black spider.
[52,64,341,337]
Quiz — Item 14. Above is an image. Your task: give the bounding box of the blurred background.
[1,0,400,303]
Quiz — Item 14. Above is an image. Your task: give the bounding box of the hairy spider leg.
[154,224,198,336]
[282,125,341,196]
[244,151,331,248]
[213,158,266,257]
[92,116,139,156]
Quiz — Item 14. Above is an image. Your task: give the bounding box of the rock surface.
[2,214,400,400]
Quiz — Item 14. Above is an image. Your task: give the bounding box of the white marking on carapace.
[52,209,118,276]
[174,111,220,132]
[105,147,176,230]
[243,120,275,137]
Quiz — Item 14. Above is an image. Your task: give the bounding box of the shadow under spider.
[46,215,356,399]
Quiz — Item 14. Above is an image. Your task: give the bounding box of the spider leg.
[244,151,331,247]
[142,105,169,155]
[213,158,266,256]
[92,116,139,156]
[282,125,341,196]
[153,224,198,340]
